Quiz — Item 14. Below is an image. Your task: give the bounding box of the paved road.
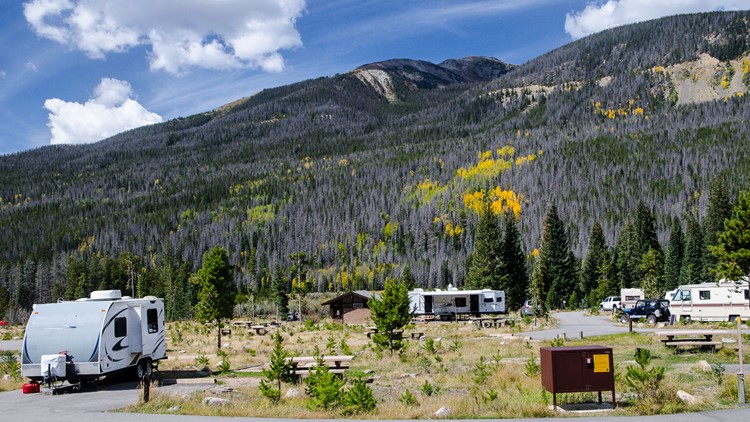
[514,311,656,341]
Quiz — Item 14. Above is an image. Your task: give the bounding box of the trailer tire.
[682,315,692,324]
[729,315,739,323]
[136,359,153,380]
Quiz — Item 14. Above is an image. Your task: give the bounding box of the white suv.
[599,296,621,312]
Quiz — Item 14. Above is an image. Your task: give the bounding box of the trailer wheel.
[729,315,739,323]
[682,315,692,324]
[136,359,153,380]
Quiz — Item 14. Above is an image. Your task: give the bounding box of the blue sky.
[2,0,749,155]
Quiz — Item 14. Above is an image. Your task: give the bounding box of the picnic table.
[285,355,354,377]
[249,325,269,335]
[472,316,514,328]
[656,329,730,353]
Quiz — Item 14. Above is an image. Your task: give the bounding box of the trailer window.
[147,308,158,334]
[483,296,494,303]
[454,298,467,307]
[699,290,711,300]
[114,317,127,338]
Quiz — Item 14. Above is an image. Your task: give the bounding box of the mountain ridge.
[2,11,750,312]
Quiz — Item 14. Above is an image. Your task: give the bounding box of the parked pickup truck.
[599,296,621,312]
[619,299,671,324]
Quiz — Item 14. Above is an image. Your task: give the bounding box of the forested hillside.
[2,11,750,321]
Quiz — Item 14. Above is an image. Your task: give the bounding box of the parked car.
[619,299,671,324]
[520,299,539,316]
[599,296,621,312]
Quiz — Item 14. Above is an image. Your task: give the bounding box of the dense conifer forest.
[2,11,750,321]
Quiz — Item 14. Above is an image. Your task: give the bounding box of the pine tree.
[617,204,662,289]
[640,247,664,299]
[400,263,415,290]
[592,249,618,307]
[368,277,413,352]
[259,332,294,404]
[634,202,661,256]
[192,246,235,350]
[681,215,708,285]
[465,199,503,289]
[582,222,608,305]
[711,190,750,280]
[615,220,638,289]
[663,220,684,291]
[703,177,733,277]
[499,214,527,310]
[537,204,577,310]
[272,263,289,319]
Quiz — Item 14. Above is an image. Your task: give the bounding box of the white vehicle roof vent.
[413,288,424,292]
[448,284,458,291]
[90,290,122,301]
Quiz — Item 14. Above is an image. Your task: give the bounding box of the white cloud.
[44,78,163,145]
[0,70,6,79]
[23,0,305,74]
[565,0,750,39]
[26,62,39,72]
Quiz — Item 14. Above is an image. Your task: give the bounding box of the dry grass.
[122,316,742,418]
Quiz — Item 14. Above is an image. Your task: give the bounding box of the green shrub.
[399,389,418,406]
[304,360,345,410]
[342,378,376,415]
[421,379,441,396]
[525,354,540,377]
[550,336,564,347]
[0,351,20,380]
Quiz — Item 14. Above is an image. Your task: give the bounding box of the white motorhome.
[22,290,166,383]
[668,281,750,322]
[620,288,645,309]
[409,286,506,320]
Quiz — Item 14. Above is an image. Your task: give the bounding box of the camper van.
[409,286,505,320]
[620,288,645,309]
[668,281,750,322]
[21,290,166,383]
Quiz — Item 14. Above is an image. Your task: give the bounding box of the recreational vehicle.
[409,286,506,320]
[620,288,645,309]
[21,290,167,383]
[668,281,750,322]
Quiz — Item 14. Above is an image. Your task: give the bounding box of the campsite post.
[739,316,745,404]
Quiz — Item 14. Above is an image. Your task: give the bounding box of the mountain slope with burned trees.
[2,11,750,320]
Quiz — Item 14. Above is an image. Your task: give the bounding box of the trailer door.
[425,296,433,314]
[128,307,143,353]
[470,295,479,313]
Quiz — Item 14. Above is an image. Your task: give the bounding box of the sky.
[2,0,750,155]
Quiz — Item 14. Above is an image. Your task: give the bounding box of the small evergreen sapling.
[259,333,294,404]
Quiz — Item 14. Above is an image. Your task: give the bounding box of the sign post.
[739,316,745,404]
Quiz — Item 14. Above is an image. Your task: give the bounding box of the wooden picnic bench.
[285,355,354,377]
[248,325,268,335]
[656,329,730,353]
[472,317,514,328]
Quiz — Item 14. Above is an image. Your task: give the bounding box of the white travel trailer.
[22,290,167,383]
[409,286,506,320]
[620,288,645,309]
[668,281,750,322]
